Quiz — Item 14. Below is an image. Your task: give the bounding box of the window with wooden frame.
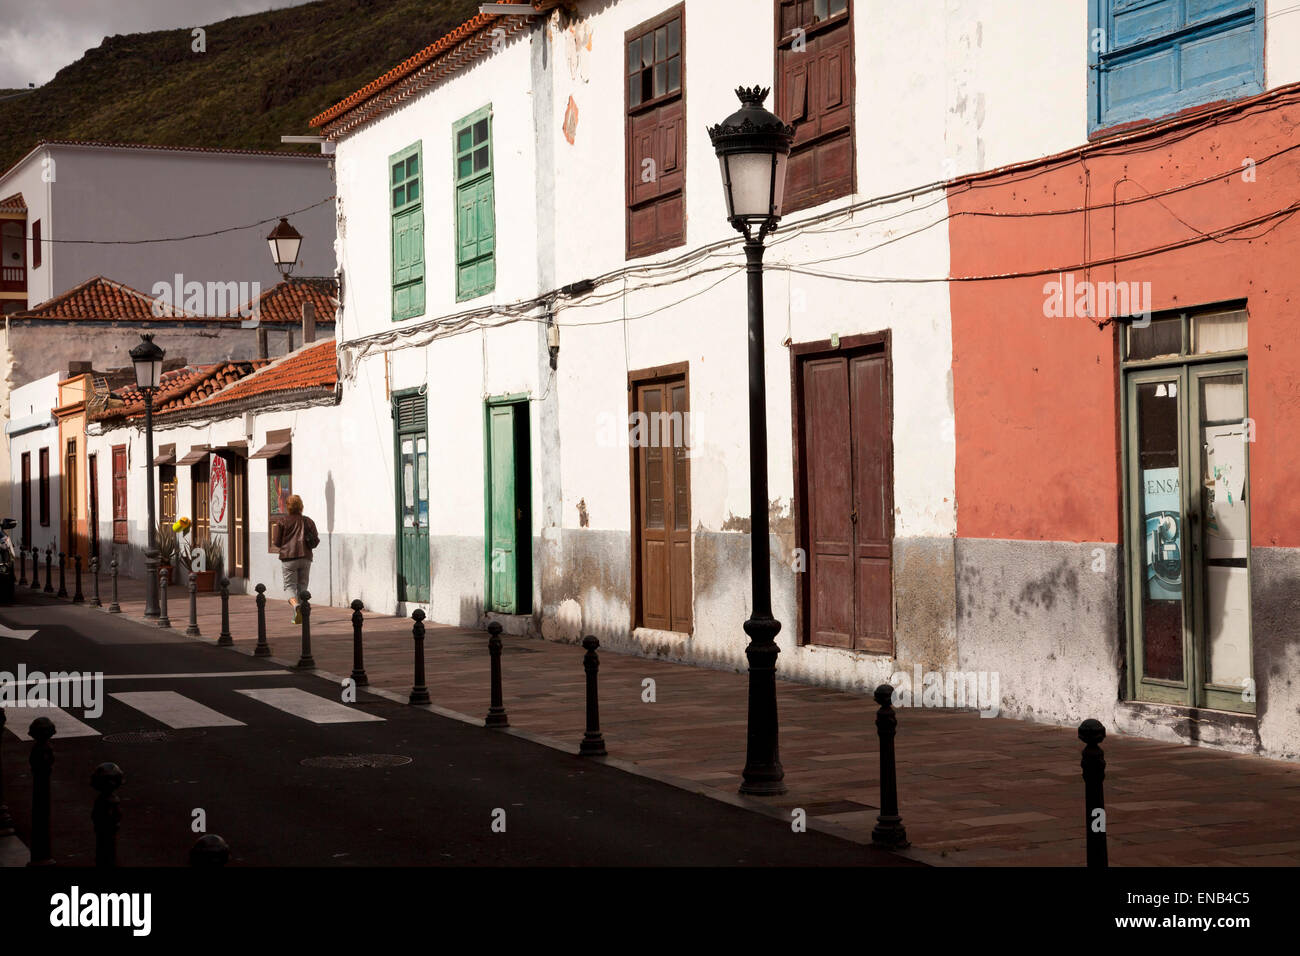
[266,454,292,553]
[625,5,685,259]
[192,458,211,545]
[159,464,177,526]
[775,0,854,213]
[38,447,51,527]
[390,142,425,321]
[454,106,496,301]
[111,445,127,543]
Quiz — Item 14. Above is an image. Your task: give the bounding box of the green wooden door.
[395,392,429,603]
[485,399,531,614]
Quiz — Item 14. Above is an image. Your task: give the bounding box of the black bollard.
[1079,719,1109,868]
[409,609,430,705]
[579,636,607,756]
[0,710,13,838]
[185,571,201,637]
[27,716,55,866]
[56,551,67,598]
[485,621,509,728]
[108,557,121,613]
[870,684,910,849]
[254,583,270,656]
[157,566,171,628]
[31,547,40,590]
[295,590,314,669]
[350,600,369,686]
[217,578,232,646]
[72,554,84,603]
[43,547,53,594]
[190,833,230,867]
[17,546,25,587]
[91,763,123,868]
[90,556,102,608]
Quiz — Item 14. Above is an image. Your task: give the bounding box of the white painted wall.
[5,371,61,555]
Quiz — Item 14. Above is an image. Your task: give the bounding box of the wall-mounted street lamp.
[266,218,303,279]
[708,86,795,797]
[128,332,166,618]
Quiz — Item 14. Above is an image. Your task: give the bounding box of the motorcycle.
[0,518,17,604]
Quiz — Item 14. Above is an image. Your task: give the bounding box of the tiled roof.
[234,276,337,325]
[310,2,562,133]
[102,360,270,421]
[200,338,336,408]
[0,192,25,214]
[16,276,200,322]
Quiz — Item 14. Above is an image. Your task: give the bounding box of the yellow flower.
[172,517,191,533]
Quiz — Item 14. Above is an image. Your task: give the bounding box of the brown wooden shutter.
[626,6,686,259]
[776,1,854,213]
[112,445,128,543]
[850,353,893,652]
[804,356,854,648]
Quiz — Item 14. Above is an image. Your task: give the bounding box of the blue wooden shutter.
[1092,0,1261,132]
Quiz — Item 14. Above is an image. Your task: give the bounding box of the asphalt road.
[0,594,915,867]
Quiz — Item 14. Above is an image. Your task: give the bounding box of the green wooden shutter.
[389,142,425,321]
[454,106,496,302]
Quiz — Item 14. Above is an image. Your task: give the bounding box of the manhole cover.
[103,729,208,744]
[300,754,412,769]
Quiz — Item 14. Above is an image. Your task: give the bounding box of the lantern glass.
[268,234,302,270]
[130,335,165,390]
[719,151,787,223]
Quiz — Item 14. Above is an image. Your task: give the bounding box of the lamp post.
[129,333,165,618]
[709,86,795,796]
[266,218,303,279]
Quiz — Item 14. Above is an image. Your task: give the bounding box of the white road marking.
[0,624,37,640]
[110,691,245,729]
[235,687,384,724]
[12,671,291,689]
[1,702,100,739]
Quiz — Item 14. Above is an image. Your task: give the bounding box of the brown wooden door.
[20,453,31,549]
[111,445,128,544]
[65,439,78,558]
[633,375,692,633]
[192,460,210,544]
[230,456,248,578]
[798,343,893,652]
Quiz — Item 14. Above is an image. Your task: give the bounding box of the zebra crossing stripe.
[235,687,384,724]
[110,691,245,729]
[1,702,100,739]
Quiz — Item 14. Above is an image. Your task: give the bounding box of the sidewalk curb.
[25,593,932,866]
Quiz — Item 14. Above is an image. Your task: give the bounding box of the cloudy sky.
[0,0,318,88]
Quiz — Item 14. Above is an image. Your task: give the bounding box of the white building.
[84,338,345,601]
[4,371,61,556]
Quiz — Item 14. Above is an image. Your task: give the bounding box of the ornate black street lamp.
[709,86,795,796]
[129,333,165,618]
[266,218,303,279]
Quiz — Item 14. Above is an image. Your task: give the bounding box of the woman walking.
[271,494,319,623]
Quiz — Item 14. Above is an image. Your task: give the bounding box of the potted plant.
[172,517,215,592]
[202,539,224,592]
[157,521,178,584]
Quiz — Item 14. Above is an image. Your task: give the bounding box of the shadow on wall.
[459,593,485,631]
[325,470,335,607]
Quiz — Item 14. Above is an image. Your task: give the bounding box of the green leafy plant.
[203,539,224,575]
[157,521,177,566]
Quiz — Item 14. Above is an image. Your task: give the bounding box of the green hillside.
[0,0,480,173]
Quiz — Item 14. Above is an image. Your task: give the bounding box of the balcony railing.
[1,264,25,293]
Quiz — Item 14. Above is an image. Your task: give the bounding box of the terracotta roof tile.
[16,276,202,322]
[310,2,564,131]
[199,338,336,408]
[233,276,337,325]
[0,192,25,214]
[99,359,270,421]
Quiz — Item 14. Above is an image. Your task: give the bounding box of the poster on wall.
[209,453,229,535]
[1142,467,1182,601]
